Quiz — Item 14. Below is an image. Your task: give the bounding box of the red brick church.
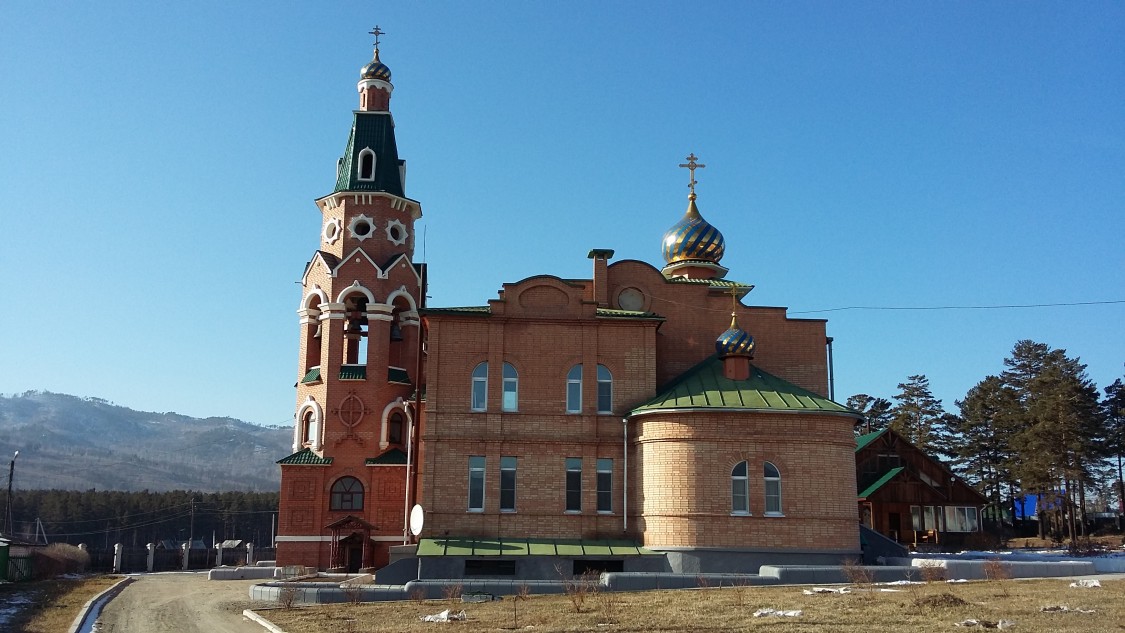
[276,34,863,574]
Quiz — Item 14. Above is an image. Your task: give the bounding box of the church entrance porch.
[326,515,377,572]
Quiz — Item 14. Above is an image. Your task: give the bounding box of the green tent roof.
[631,355,858,416]
[333,111,408,196]
[276,448,333,465]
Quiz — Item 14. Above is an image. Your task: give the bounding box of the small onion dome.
[661,195,725,265]
[361,49,392,82]
[715,314,755,358]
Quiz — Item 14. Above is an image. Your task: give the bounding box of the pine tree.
[889,375,949,454]
[1103,378,1125,515]
[949,375,1020,526]
[846,394,893,435]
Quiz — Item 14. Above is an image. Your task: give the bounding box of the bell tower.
[277,28,425,572]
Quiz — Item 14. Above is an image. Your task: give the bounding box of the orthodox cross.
[369,25,385,48]
[678,153,705,196]
[333,392,366,445]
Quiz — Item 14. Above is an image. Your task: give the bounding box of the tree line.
[4,489,279,549]
[848,339,1124,542]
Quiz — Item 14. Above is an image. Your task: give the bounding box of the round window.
[618,287,645,311]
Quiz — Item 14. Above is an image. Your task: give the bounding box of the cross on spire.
[678,153,705,198]
[369,25,385,50]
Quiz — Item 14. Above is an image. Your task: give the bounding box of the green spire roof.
[334,111,406,195]
[631,355,857,416]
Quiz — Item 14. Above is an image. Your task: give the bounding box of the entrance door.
[888,512,902,542]
[346,545,363,573]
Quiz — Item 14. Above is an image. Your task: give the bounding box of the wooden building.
[856,429,987,548]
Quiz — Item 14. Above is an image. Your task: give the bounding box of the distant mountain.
[0,391,292,492]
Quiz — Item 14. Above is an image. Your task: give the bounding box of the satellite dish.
[409,504,425,536]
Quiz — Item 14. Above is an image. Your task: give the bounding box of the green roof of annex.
[630,355,858,417]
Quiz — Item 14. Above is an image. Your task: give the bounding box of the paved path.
[95,572,267,633]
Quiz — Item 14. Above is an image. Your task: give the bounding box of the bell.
[390,323,404,341]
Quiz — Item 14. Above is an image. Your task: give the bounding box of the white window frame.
[764,462,783,516]
[944,506,980,532]
[566,364,582,413]
[500,456,517,513]
[731,461,749,515]
[357,147,376,181]
[502,362,518,412]
[471,362,488,412]
[596,364,613,414]
[565,457,582,513]
[596,458,613,513]
[468,456,485,512]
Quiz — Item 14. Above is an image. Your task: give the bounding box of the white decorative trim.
[315,191,422,220]
[356,147,376,182]
[348,214,375,241]
[366,303,394,322]
[385,286,417,312]
[357,78,393,95]
[319,302,346,320]
[385,218,408,246]
[322,218,342,245]
[335,280,375,305]
[294,397,324,452]
[299,287,329,312]
[332,247,385,279]
[378,398,410,450]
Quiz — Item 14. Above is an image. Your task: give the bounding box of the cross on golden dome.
[369,25,385,49]
[678,153,706,198]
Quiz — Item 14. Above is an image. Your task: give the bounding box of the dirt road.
[95,572,269,633]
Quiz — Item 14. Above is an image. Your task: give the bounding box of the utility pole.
[188,498,195,549]
[5,450,18,538]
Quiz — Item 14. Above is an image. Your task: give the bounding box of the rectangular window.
[596,458,613,513]
[566,381,582,413]
[922,505,942,531]
[565,457,582,512]
[468,456,485,512]
[944,506,980,532]
[764,478,782,515]
[911,505,922,531]
[502,383,517,411]
[500,456,517,512]
[597,381,612,414]
[471,378,487,411]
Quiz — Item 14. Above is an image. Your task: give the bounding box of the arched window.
[596,364,612,413]
[764,462,782,515]
[502,362,518,412]
[330,477,364,511]
[358,148,376,181]
[471,362,488,411]
[388,411,404,445]
[300,409,316,446]
[343,294,368,367]
[566,364,582,413]
[731,461,749,515]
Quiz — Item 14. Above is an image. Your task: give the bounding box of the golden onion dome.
[661,195,726,265]
[715,314,755,358]
[361,49,392,82]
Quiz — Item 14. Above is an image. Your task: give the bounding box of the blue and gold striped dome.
[661,195,725,265]
[715,314,755,358]
[361,49,392,82]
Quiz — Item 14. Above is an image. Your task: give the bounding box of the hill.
[0,391,291,491]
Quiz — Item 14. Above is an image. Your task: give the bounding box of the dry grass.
[254,577,1125,632]
[0,574,122,633]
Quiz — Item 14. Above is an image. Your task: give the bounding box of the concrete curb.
[67,575,136,633]
[243,608,287,633]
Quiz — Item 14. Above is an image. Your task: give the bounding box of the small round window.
[322,218,342,244]
[385,219,408,246]
[617,287,646,311]
[348,215,375,241]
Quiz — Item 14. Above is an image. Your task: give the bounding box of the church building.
[276,34,863,575]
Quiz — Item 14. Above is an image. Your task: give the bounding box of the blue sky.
[1,2,1121,426]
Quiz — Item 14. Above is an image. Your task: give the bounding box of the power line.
[789,299,1125,316]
